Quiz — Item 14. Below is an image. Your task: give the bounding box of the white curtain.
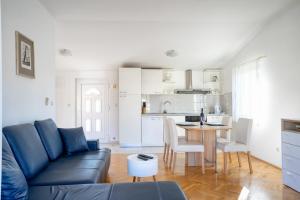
[232,59,262,122]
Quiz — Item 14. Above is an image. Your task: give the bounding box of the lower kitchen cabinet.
[141,115,187,146]
[142,116,164,146]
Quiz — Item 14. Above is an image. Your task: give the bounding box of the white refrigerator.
[119,68,142,147]
[119,94,141,147]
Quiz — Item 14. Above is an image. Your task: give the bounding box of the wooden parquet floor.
[107,153,300,200]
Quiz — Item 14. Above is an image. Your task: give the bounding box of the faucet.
[162,100,172,113]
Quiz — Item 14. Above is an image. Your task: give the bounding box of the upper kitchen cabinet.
[142,69,163,94]
[162,70,185,94]
[191,70,204,89]
[119,68,141,94]
[203,69,222,94]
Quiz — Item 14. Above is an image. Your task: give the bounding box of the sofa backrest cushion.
[2,135,28,200]
[59,127,89,155]
[3,124,49,179]
[34,119,63,160]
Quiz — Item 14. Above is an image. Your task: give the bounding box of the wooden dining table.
[177,123,232,171]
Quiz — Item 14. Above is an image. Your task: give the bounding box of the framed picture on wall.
[15,31,35,79]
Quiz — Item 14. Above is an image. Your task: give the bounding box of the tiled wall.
[220,92,232,115]
[142,94,231,114]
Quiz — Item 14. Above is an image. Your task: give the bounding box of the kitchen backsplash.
[142,94,232,114]
[220,92,232,115]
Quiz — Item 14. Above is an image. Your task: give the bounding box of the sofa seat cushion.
[28,182,187,200]
[2,135,28,200]
[109,182,187,200]
[3,124,49,179]
[46,158,105,170]
[34,119,64,160]
[63,149,111,160]
[29,184,112,200]
[59,127,89,155]
[60,149,111,182]
[28,168,101,186]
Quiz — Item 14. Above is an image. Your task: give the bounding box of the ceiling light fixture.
[59,49,72,56]
[165,49,178,57]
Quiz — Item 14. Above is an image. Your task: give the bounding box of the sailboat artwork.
[15,31,35,78]
[21,41,32,70]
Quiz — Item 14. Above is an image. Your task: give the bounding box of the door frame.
[76,78,110,143]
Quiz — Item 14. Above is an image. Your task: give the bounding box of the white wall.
[2,0,55,126]
[56,70,119,142]
[223,3,300,167]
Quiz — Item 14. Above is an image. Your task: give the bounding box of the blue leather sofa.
[1,119,187,200]
[3,119,111,185]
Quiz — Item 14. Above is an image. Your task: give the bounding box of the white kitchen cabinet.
[142,69,163,94]
[203,69,222,94]
[119,94,141,147]
[162,70,185,94]
[192,70,204,89]
[172,71,185,90]
[119,68,141,94]
[142,116,164,146]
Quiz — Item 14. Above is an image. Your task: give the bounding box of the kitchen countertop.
[142,113,229,116]
[142,113,200,116]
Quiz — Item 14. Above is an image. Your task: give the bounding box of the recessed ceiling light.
[59,49,72,56]
[165,49,178,57]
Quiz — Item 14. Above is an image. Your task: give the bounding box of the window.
[85,119,91,132]
[95,100,101,113]
[232,58,265,121]
[85,88,100,95]
[95,119,101,132]
[85,99,91,113]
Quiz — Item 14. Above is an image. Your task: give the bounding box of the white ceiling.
[39,0,296,70]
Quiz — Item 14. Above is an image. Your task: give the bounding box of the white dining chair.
[217,116,233,142]
[163,117,171,163]
[217,118,253,174]
[167,118,205,174]
[163,118,188,164]
[217,116,233,162]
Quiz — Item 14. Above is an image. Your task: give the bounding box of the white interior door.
[81,84,109,142]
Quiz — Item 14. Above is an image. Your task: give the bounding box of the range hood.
[174,70,211,94]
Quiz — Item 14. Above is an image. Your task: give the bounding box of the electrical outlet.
[276,147,280,152]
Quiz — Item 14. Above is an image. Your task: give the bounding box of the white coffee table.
[127,154,158,182]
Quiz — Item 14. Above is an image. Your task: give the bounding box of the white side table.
[127,154,158,182]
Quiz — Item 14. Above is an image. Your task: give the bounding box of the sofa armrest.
[87,139,100,151]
